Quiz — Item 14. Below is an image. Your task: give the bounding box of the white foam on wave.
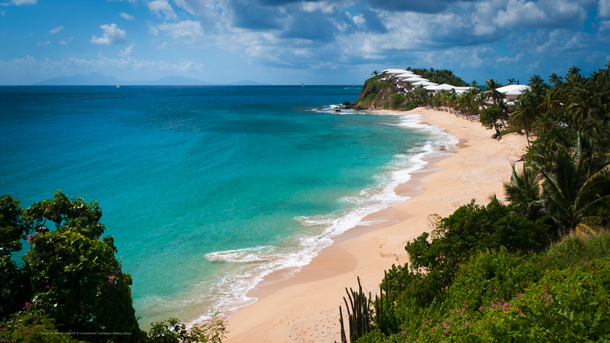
[189,110,458,326]
[310,104,359,115]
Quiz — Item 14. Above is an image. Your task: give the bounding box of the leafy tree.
[405,199,553,296]
[480,104,507,137]
[0,195,33,319]
[507,78,516,85]
[0,192,145,342]
[1,192,228,343]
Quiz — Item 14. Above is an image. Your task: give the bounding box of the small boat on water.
[116,84,120,88]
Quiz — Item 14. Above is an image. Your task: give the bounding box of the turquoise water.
[0,86,456,325]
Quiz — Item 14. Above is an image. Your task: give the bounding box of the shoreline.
[224,107,528,342]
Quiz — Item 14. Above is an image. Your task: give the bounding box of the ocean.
[0,85,457,326]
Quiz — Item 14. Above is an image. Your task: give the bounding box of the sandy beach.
[224,107,529,343]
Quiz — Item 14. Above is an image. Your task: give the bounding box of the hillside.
[350,68,470,111]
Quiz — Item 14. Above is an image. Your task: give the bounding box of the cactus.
[375,270,399,335]
[338,277,371,342]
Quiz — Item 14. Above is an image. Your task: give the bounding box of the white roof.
[426,83,457,91]
[403,77,428,82]
[396,72,417,78]
[411,81,437,86]
[495,84,531,95]
[383,69,409,75]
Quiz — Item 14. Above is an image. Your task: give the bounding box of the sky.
[0,0,609,85]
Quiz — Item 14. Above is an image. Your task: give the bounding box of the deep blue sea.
[0,85,456,326]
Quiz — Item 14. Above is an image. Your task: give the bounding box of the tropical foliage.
[339,63,610,342]
[0,192,227,343]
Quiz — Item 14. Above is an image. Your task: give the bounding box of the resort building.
[495,84,531,103]
[382,69,471,95]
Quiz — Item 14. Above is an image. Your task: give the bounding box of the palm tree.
[537,146,610,235]
[538,87,562,114]
[372,70,379,77]
[504,164,543,219]
[548,72,563,86]
[511,89,539,144]
[567,87,602,126]
[507,78,516,85]
[528,75,545,88]
[566,66,581,83]
[485,79,503,105]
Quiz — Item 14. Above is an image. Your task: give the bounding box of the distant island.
[34,72,272,86]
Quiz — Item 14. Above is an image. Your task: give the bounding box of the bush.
[1,192,227,343]
[405,199,554,294]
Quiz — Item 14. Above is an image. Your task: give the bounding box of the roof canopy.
[403,77,428,82]
[411,81,437,86]
[396,72,416,78]
[383,69,409,75]
[495,84,531,95]
[426,83,457,90]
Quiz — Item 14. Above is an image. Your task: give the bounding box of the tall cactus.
[338,277,371,342]
[375,270,398,335]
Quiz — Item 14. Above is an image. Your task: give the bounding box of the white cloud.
[11,0,36,5]
[119,43,135,58]
[496,53,523,63]
[90,23,126,45]
[302,1,335,14]
[527,61,540,73]
[63,53,205,73]
[36,40,50,46]
[148,21,159,35]
[59,37,74,46]
[494,0,547,28]
[600,0,610,18]
[119,12,135,20]
[49,26,63,34]
[147,0,178,21]
[157,20,203,44]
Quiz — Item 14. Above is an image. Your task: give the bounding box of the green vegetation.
[407,67,469,87]
[339,63,610,342]
[352,69,469,111]
[1,192,227,343]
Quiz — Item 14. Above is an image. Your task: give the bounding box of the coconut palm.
[511,88,539,144]
[548,72,563,86]
[504,164,543,219]
[372,70,379,76]
[567,87,602,126]
[485,79,503,105]
[538,87,562,114]
[507,78,516,85]
[537,145,610,235]
[528,75,544,88]
[566,66,582,83]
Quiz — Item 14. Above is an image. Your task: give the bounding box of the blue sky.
[0,0,609,85]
